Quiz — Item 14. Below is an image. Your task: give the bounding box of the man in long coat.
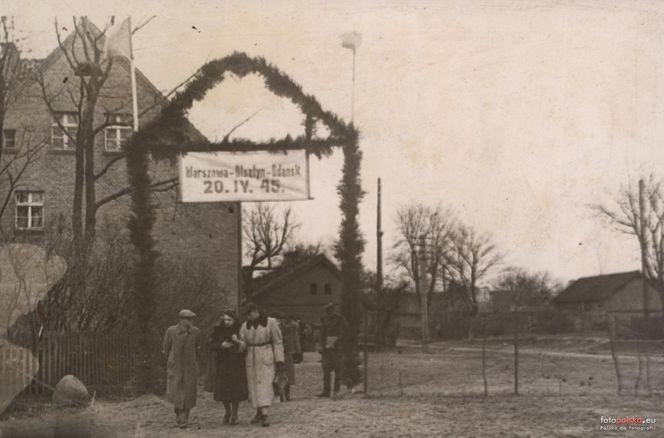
[238,303,284,427]
[317,303,347,397]
[162,309,200,428]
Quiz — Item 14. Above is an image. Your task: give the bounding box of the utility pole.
[364,178,382,395]
[513,287,519,396]
[377,178,383,303]
[638,178,652,395]
[639,179,649,318]
[418,234,430,353]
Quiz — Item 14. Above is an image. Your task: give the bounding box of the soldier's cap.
[178,309,196,319]
[323,302,335,310]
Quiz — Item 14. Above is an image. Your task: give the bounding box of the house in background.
[248,254,342,325]
[553,271,662,331]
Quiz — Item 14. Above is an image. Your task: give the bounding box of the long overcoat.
[239,316,284,408]
[209,323,248,402]
[162,324,200,410]
[281,320,301,384]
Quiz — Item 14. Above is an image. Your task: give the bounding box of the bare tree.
[242,203,299,297]
[33,18,180,255]
[594,175,664,312]
[392,203,455,307]
[446,224,502,338]
[493,267,560,311]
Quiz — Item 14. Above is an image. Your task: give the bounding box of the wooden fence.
[1,332,138,395]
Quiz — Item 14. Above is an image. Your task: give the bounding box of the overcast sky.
[10,0,664,283]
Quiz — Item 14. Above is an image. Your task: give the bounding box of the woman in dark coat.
[209,310,248,425]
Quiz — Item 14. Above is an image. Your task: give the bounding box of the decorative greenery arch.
[123,52,364,391]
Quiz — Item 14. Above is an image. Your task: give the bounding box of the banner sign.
[179,150,310,202]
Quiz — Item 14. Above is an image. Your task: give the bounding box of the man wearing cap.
[162,309,201,428]
[317,303,347,397]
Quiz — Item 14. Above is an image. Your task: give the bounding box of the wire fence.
[361,313,664,399]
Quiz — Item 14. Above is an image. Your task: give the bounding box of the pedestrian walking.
[162,309,200,428]
[209,310,248,425]
[237,302,285,427]
[291,316,304,363]
[274,313,301,400]
[317,303,347,397]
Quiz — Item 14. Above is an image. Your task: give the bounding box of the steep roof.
[29,20,205,142]
[553,270,642,304]
[249,254,341,298]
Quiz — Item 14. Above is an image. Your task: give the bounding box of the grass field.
[1,337,663,437]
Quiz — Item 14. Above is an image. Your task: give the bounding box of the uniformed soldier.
[316,303,347,397]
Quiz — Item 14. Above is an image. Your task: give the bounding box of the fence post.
[513,305,519,396]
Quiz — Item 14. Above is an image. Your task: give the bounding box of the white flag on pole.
[104,18,132,59]
[341,32,362,51]
[104,17,139,131]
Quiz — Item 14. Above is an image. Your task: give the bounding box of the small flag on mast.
[104,18,132,60]
[341,32,362,51]
[104,17,139,132]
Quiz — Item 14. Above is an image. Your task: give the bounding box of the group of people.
[161,301,347,429]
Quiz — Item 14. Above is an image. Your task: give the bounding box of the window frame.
[15,190,45,231]
[309,283,318,295]
[2,129,17,150]
[324,283,332,295]
[51,112,79,150]
[104,124,132,152]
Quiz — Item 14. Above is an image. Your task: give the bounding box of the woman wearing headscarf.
[209,310,247,425]
[237,302,285,427]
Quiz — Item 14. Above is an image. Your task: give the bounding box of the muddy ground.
[1,338,662,437]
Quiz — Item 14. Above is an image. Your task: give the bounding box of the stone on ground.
[53,374,90,405]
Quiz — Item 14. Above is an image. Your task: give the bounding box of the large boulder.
[53,374,90,406]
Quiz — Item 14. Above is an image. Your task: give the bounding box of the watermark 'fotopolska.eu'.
[599,416,657,432]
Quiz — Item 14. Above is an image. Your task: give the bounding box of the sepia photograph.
[0,0,663,436]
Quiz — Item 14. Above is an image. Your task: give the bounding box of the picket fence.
[1,332,138,396]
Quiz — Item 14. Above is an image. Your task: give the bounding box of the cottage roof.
[553,270,642,304]
[248,254,341,298]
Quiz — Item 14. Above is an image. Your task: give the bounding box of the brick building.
[0,24,241,314]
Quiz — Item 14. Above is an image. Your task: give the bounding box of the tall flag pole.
[104,17,138,131]
[341,32,362,123]
[129,18,139,132]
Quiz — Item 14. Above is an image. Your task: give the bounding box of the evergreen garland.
[123,52,365,392]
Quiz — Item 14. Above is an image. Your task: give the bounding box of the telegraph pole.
[377,178,383,297]
[418,234,430,353]
[639,179,649,318]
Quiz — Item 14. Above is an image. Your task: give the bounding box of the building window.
[2,129,16,149]
[310,283,318,295]
[324,283,332,295]
[15,191,44,230]
[51,113,78,150]
[104,115,132,152]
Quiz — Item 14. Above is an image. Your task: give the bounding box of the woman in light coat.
[237,302,284,427]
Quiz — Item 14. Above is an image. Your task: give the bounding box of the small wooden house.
[248,254,342,325]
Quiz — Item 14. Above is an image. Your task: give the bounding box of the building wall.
[604,279,662,313]
[1,45,240,311]
[255,265,341,325]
